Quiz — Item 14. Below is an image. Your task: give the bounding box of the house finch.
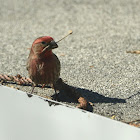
[27,36,60,95]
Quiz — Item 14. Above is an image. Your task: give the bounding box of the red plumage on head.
[32,36,54,46]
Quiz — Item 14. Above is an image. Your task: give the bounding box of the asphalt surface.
[0,0,140,122]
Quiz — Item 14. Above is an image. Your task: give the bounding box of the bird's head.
[31,36,58,56]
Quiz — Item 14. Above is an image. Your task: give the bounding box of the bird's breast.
[28,54,60,85]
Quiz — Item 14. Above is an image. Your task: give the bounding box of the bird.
[27,36,60,96]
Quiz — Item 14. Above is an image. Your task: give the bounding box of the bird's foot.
[27,93,33,98]
[51,93,58,101]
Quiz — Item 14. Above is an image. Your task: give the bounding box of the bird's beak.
[49,40,58,49]
[42,40,58,53]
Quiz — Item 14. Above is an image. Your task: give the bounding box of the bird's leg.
[27,83,36,97]
[31,85,35,94]
[51,83,59,100]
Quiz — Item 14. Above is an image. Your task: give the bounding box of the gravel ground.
[0,0,140,122]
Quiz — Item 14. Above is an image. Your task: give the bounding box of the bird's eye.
[41,41,46,44]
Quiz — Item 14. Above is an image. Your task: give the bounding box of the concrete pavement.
[0,0,140,122]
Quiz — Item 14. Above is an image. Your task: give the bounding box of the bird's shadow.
[51,84,126,112]
[55,86,126,104]
[79,88,126,104]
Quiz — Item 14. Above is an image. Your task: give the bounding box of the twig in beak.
[42,30,73,53]
[42,45,49,53]
[56,30,73,43]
